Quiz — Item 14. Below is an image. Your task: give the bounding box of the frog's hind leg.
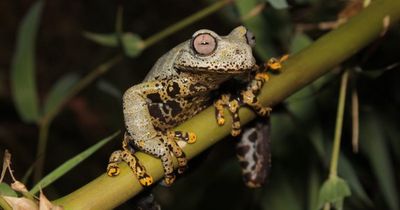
[236,117,271,188]
[166,130,197,174]
[107,133,153,186]
[161,131,187,174]
[133,136,176,186]
[214,94,242,136]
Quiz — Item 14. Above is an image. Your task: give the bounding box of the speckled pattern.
[236,119,271,188]
[107,26,285,187]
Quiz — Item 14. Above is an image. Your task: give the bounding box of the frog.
[106,26,287,187]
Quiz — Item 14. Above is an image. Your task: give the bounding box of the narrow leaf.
[308,166,321,210]
[42,73,79,115]
[83,32,119,47]
[0,183,18,197]
[339,154,372,206]
[266,0,289,9]
[235,0,276,58]
[30,131,120,194]
[96,80,122,99]
[318,176,351,210]
[10,0,43,123]
[121,33,144,57]
[361,113,399,210]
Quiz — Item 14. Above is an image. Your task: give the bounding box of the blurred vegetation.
[0,0,400,209]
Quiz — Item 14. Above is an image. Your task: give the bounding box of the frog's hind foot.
[133,131,192,186]
[165,131,191,174]
[107,149,153,187]
[107,151,121,177]
[162,172,176,186]
[107,134,154,186]
[123,151,154,186]
[214,93,242,136]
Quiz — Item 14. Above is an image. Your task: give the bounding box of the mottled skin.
[236,119,271,188]
[107,26,286,187]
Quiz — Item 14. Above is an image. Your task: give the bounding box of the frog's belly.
[147,98,210,131]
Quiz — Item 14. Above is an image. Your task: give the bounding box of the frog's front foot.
[107,149,154,186]
[265,54,289,71]
[107,133,155,186]
[213,55,289,137]
[214,92,273,137]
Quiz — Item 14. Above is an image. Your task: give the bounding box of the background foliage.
[0,0,399,209]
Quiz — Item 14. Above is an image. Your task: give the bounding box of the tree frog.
[106,26,287,187]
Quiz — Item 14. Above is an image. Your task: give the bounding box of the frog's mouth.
[174,64,256,74]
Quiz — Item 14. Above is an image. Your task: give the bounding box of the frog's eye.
[245,30,256,47]
[192,33,217,56]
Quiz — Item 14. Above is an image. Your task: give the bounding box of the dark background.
[1,0,399,209]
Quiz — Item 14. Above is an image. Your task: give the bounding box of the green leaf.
[83,32,119,47]
[318,176,351,210]
[235,0,276,58]
[10,0,43,123]
[361,113,399,210]
[0,183,17,197]
[267,0,289,9]
[42,73,79,115]
[338,154,372,206]
[83,32,144,57]
[96,80,122,99]
[30,131,120,194]
[121,33,144,57]
[290,32,313,54]
[308,166,321,210]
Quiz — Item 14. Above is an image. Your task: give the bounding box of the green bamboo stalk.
[53,0,400,209]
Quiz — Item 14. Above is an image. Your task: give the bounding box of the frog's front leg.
[214,71,271,136]
[214,55,287,136]
[107,81,195,186]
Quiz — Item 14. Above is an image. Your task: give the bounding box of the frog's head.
[174,26,256,74]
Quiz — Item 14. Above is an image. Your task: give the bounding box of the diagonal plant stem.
[51,0,400,209]
[34,54,123,182]
[142,0,232,48]
[32,0,232,183]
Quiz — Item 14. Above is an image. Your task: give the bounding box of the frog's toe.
[138,174,153,186]
[231,128,242,137]
[177,165,188,174]
[162,173,176,186]
[255,72,270,81]
[187,132,197,144]
[217,117,225,125]
[107,164,120,177]
[266,54,289,71]
[259,107,272,116]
